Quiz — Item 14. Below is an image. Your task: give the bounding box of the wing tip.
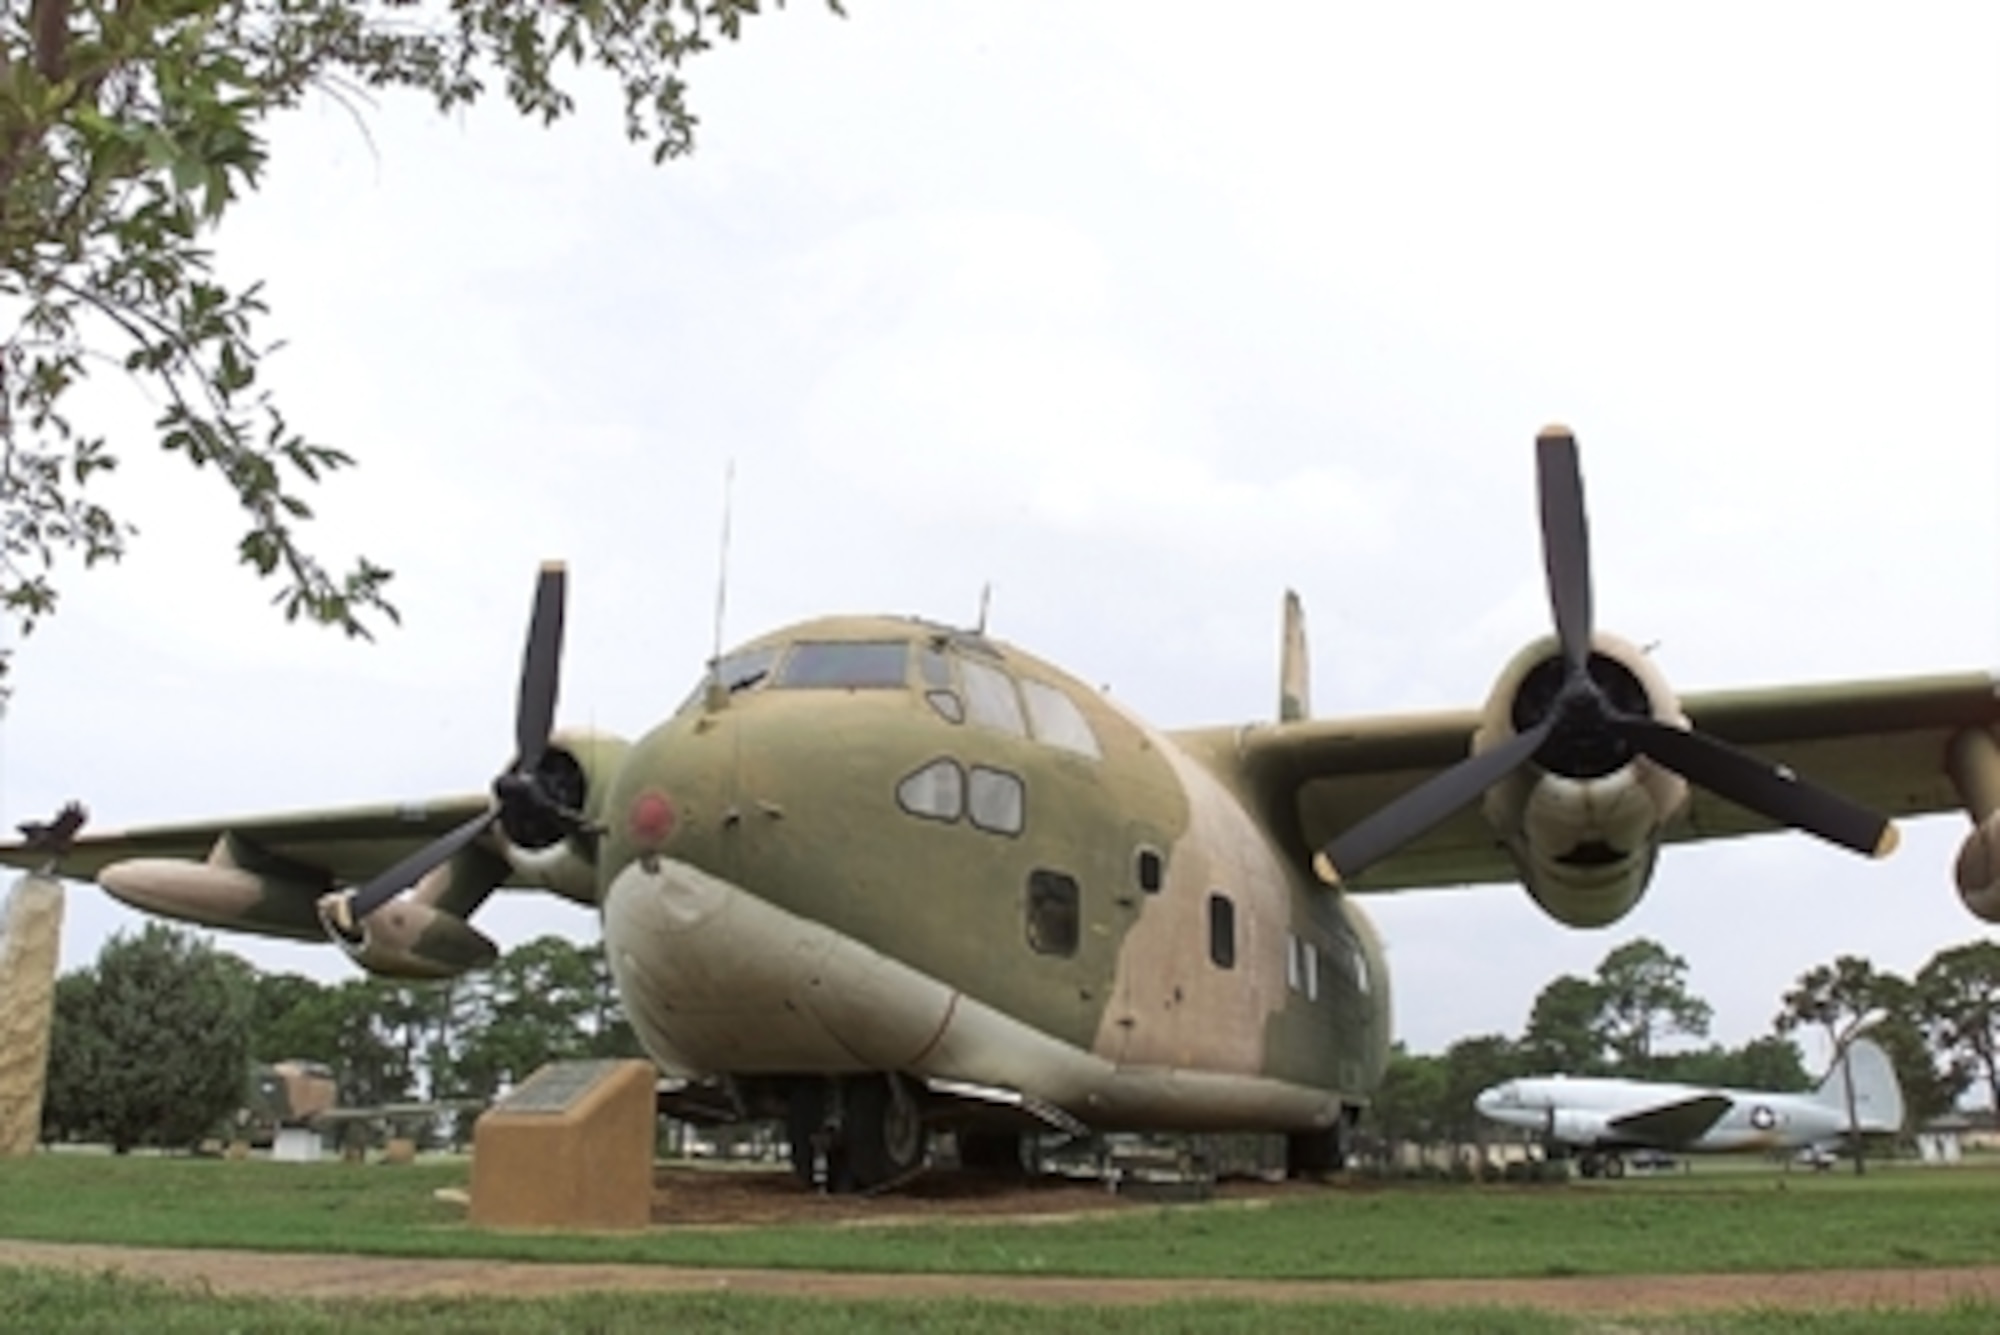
[1873,822,1901,859]
[1312,852,1343,886]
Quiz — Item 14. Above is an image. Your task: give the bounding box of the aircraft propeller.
[319,561,583,940]
[1312,427,1897,886]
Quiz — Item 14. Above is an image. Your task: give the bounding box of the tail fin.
[1280,590,1310,723]
[1814,1036,1906,1133]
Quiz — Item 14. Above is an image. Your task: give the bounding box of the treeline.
[42,924,639,1152]
[1368,938,2000,1153]
[44,925,2000,1157]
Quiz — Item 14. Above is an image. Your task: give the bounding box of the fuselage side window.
[1135,847,1164,894]
[1207,893,1236,970]
[1286,934,1320,1000]
[959,658,1028,736]
[1025,870,1080,956]
[773,641,910,690]
[1019,679,1102,758]
[897,759,964,822]
[967,766,1025,835]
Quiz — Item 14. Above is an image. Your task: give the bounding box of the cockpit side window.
[773,641,910,689]
[716,644,781,694]
[958,657,1027,735]
[920,645,964,723]
[1019,679,1101,758]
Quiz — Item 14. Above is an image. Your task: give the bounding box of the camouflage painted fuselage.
[593,616,1389,1133]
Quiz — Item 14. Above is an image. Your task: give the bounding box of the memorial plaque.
[497,1059,624,1115]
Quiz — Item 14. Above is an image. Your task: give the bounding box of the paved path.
[5,1240,2000,1313]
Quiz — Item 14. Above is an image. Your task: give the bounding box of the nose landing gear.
[786,1072,930,1194]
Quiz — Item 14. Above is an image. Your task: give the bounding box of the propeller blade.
[1315,721,1552,884]
[1616,716,1899,858]
[340,806,499,925]
[514,561,567,769]
[1536,425,1592,674]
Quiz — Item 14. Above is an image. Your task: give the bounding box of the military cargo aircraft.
[239,1060,483,1149]
[6,428,1998,1192]
[1475,1036,1904,1178]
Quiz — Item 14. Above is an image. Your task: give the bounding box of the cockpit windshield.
[772,640,910,690]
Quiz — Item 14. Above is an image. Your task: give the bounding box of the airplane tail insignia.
[1815,1036,1906,1134]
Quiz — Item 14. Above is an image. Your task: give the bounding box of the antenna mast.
[708,460,736,691]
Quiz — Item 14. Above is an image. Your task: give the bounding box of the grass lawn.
[7,1155,2000,1331]
[6,1269,2000,1335]
[1,1152,1998,1280]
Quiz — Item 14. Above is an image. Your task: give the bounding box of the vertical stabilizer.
[1814,1036,1906,1133]
[1279,590,1311,723]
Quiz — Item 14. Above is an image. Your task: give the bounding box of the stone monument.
[470,1058,656,1230]
[0,873,64,1156]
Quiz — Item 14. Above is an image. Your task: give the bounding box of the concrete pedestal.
[470,1059,656,1231]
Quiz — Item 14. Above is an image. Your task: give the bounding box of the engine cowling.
[335,896,498,979]
[1474,633,1691,927]
[495,726,631,903]
[1548,1108,1613,1147]
[1957,811,2000,923]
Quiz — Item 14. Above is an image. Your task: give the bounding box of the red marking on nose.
[628,790,676,846]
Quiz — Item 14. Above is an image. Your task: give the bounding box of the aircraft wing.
[308,1099,486,1125]
[0,796,497,944]
[1606,1093,1734,1148]
[1173,670,1999,891]
[0,796,494,884]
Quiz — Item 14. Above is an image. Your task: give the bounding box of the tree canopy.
[1592,938,1711,1072]
[42,922,249,1151]
[0,0,835,676]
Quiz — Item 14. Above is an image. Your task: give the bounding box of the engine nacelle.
[334,896,498,979]
[99,856,326,938]
[1957,811,2000,923]
[496,726,631,903]
[1548,1108,1612,1147]
[1475,633,1691,928]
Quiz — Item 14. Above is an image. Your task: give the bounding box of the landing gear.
[1577,1152,1625,1180]
[1285,1119,1353,1179]
[957,1130,1028,1176]
[786,1074,929,1194]
[1286,1103,1359,1179]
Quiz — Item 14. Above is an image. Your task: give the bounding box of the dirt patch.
[648,1164,1270,1227]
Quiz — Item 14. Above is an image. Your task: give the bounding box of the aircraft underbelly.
[601,857,1341,1131]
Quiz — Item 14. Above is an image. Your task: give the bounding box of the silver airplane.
[1475,1038,1903,1177]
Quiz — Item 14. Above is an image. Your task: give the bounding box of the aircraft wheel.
[1605,1155,1626,1179]
[1578,1153,1602,1179]
[845,1074,928,1190]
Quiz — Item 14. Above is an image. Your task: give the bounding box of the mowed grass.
[7,1270,2000,1335]
[3,1153,2000,1280]
[11,1279,2000,1335]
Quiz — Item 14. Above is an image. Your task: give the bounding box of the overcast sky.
[5,3,1996,1068]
